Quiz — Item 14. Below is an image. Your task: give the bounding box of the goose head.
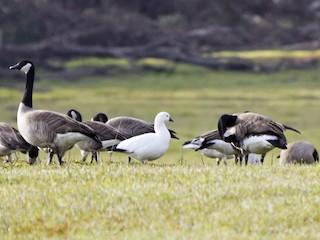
[92,113,108,123]
[66,109,82,122]
[218,114,238,138]
[9,60,34,74]
[155,112,173,124]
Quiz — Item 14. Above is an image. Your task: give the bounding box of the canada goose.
[115,112,173,164]
[218,112,300,165]
[9,60,100,165]
[0,122,38,164]
[183,139,234,165]
[92,113,108,123]
[183,129,240,165]
[279,141,319,165]
[92,113,179,140]
[67,109,128,163]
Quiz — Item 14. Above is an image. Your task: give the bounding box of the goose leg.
[216,158,220,166]
[95,151,100,164]
[245,154,249,166]
[200,154,205,165]
[222,156,227,166]
[234,155,239,165]
[48,151,54,165]
[260,154,266,165]
[5,154,12,162]
[58,154,64,165]
[90,152,96,164]
[55,148,64,165]
[239,156,243,166]
[128,156,131,164]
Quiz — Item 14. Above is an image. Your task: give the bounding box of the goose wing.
[29,111,100,141]
[0,123,30,150]
[201,129,221,141]
[84,121,127,141]
[107,117,153,137]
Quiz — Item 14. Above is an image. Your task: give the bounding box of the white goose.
[92,112,179,140]
[9,60,100,165]
[115,112,173,164]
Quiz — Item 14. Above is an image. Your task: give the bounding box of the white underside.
[205,139,238,155]
[18,103,91,156]
[198,148,233,160]
[183,142,199,150]
[116,132,170,161]
[241,135,277,154]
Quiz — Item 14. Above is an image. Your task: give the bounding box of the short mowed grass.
[1,59,320,239]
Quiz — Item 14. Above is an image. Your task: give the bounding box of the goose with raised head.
[183,129,240,165]
[67,109,128,163]
[279,141,319,165]
[218,111,301,165]
[9,60,100,165]
[92,113,179,140]
[0,122,38,163]
[115,112,173,164]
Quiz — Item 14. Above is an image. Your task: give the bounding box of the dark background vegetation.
[1,0,320,71]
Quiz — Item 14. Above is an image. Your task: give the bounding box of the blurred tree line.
[1,0,320,70]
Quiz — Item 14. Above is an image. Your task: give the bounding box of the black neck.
[22,66,34,108]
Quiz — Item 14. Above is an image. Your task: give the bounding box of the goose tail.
[283,124,301,134]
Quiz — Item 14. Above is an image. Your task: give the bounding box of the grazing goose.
[92,113,108,123]
[183,129,240,165]
[115,112,173,164]
[92,113,179,140]
[0,122,38,163]
[9,60,100,165]
[67,109,128,163]
[218,112,300,165]
[279,141,319,165]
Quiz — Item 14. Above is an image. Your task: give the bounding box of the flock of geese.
[1,59,318,166]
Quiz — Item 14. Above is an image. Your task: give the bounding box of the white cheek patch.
[21,63,32,74]
[70,111,77,120]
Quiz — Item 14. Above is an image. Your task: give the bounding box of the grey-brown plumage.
[218,112,300,142]
[218,112,301,165]
[183,129,241,165]
[9,60,100,165]
[279,141,319,165]
[67,109,128,163]
[0,122,37,163]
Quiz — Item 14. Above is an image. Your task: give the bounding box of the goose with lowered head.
[115,112,173,164]
[0,122,38,164]
[67,109,128,163]
[218,111,300,165]
[9,60,100,165]
[183,129,240,165]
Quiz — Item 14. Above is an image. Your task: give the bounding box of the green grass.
[1,60,320,239]
[211,49,320,60]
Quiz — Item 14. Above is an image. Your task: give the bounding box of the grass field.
[1,59,320,239]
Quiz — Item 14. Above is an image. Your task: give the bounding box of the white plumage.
[116,112,173,164]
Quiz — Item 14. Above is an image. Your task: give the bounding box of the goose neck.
[22,66,34,108]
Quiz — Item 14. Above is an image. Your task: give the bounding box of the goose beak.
[169,117,174,122]
[9,63,19,70]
